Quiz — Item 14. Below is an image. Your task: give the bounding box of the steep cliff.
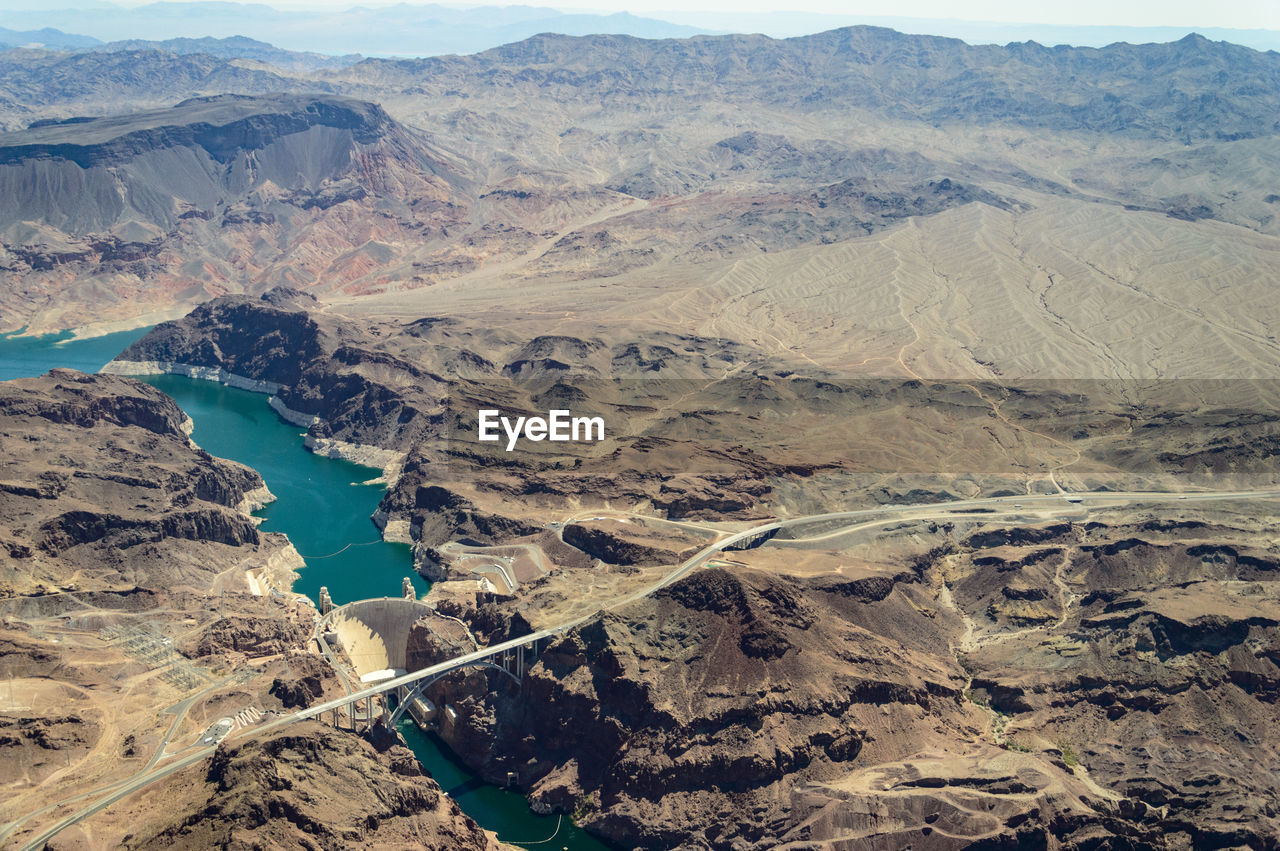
[0,93,471,332]
[120,723,506,850]
[0,369,277,596]
[422,567,1165,848]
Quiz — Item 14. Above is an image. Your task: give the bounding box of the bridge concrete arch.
[387,659,522,725]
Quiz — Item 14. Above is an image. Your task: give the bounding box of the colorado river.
[140,374,427,608]
[2,329,610,851]
[0,327,156,382]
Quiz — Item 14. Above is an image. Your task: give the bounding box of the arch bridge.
[306,625,558,732]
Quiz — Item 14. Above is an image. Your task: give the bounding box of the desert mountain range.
[2,28,1279,380]
[5,20,1280,851]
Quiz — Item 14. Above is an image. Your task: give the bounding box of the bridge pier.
[309,630,552,732]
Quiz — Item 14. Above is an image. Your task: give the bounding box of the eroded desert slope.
[0,370,508,849]
[2,29,1279,380]
[6,22,1280,851]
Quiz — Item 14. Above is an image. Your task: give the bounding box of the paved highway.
[17,746,218,851]
[273,486,1280,724]
[0,672,238,850]
[16,485,1280,848]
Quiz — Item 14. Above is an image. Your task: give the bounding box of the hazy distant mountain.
[0,25,102,49]
[0,1,710,56]
[3,3,1279,60]
[355,28,1280,143]
[0,47,321,131]
[89,35,363,70]
[5,24,1280,342]
[3,3,1279,59]
[656,11,1280,52]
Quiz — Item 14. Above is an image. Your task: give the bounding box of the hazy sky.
[234,0,1278,29]
[30,0,1258,30]
[643,1,1273,28]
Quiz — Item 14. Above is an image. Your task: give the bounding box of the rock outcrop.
[416,566,1172,848]
[0,369,282,596]
[441,568,966,843]
[184,614,310,658]
[404,610,476,670]
[268,653,338,709]
[120,723,507,850]
[0,93,471,332]
[560,522,683,566]
[951,519,1280,847]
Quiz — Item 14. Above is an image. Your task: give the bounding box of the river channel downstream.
[2,328,610,851]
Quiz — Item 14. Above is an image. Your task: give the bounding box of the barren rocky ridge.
[92,287,1280,847]
[4,29,1280,382]
[5,20,1280,851]
[0,370,507,849]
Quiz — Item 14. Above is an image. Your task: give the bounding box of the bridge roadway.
[268,485,1280,729]
[16,485,1280,849]
[268,519,788,729]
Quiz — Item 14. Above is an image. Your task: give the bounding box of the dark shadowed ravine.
[0,330,610,851]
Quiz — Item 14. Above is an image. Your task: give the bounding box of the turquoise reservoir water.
[0,327,155,383]
[1,331,609,850]
[139,374,426,607]
[397,721,607,850]
[144,375,608,850]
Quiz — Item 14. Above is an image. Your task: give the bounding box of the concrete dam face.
[325,597,437,677]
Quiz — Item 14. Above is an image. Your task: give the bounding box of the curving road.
[0,672,239,851]
[271,486,1280,726]
[15,746,219,851]
[14,485,1280,849]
